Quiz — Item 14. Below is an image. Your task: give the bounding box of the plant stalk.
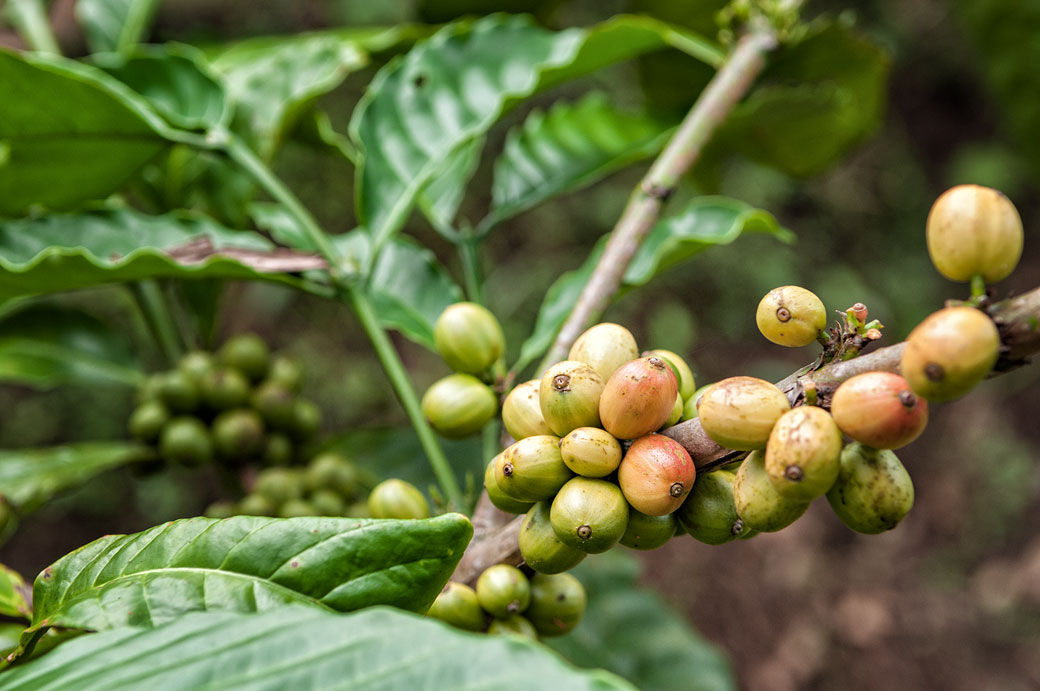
[128,280,185,365]
[5,0,60,54]
[457,235,486,305]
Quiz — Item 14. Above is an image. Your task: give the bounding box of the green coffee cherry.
[368,479,430,519]
[421,374,497,439]
[559,427,622,478]
[267,355,303,392]
[128,400,170,442]
[346,501,371,518]
[476,564,531,618]
[178,351,215,384]
[665,393,683,427]
[433,302,505,375]
[733,450,808,532]
[219,334,270,381]
[290,399,322,440]
[539,361,605,437]
[900,306,1000,402]
[495,436,572,503]
[764,406,842,502]
[262,433,294,466]
[645,349,696,401]
[159,417,213,466]
[305,453,361,498]
[487,615,538,639]
[550,477,629,554]
[568,322,639,380]
[135,374,163,404]
[255,468,305,506]
[827,443,914,534]
[683,383,712,420]
[755,286,827,347]
[201,367,251,411]
[251,381,297,429]
[525,573,587,637]
[502,379,553,440]
[203,501,237,519]
[156,370,199,413]
[239,493,276,516]
[427,582,486,632]
[484,456,535,515]
[310,489,347,516]
[278,499,317,518]
[519,502,587,574]
[926,184,1023,283]
[697,376,791,450]
[619,508,676,551]
[676,469,747,545]
[212,409,265,460]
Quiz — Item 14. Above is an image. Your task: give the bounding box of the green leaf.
[0,623,25,658]
[714,18,890,177]
[0,564,32,620]
[516,197,789,371]
[0,49,170,216]
[417,137,485,235]
[0,606,635,691]
[351,14,720,252]
[94,46,228,131]
[26,513,472,639]
[0,305,143,389]
[0,442,148,515]
[0,208,317,303]
[483,92,674,231]
[76,0,159,54]
[547,551,734,691]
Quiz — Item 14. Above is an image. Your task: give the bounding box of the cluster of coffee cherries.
[487,322,704,573]
[421,303,505,438]
[128,334,322,468]
[427,564,586,639]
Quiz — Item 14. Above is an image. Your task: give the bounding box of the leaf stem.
[128,280,185,366]
[541,24,780,368]
[457,235,486,305]
[5,0,60,54]
[343,286,464,508]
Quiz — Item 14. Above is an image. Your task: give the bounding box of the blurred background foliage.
[1,0,1039,689]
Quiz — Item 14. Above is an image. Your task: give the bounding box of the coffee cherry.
[156,370,199,413]
[617,434,695,516]
[495,436,572,503]
[434,302,505,375]
[422,373,497,439]
[665,393,683,427]
[683,384,711,420]
[599,357,678,440]
[697,376,790,450]
[827,443,914,534]
[539,361,605,437]
[619,508,677,550]
[484,455,534,515]
[267,355,303,392]
[238,493,276,516]
[830,372,928,449]
[262,433,294,466]
[136,374,163,404]
[645,349,696,401]
[926,184,1023,283]
[128,400,170,442]
[764,406,843,501]
[676,469,747,545]
[900,306,1000,402]
[251,381,297,429]
[178,351,215,384]
[212,409,265,460]
[159,416,213,466]
[368,479,430,519]
[519,501,587,574]
[733,450,809,532]
[427,582,486,632]
[525,573,586,637]
[476,564,531,618]
[559,427,622,478]
[204,501,237,519]
[502,379,553,440]
[220,333,270,381]
[289,399,322,440]
[278,499,317,518]
[550,477,629,553]
[310,488,347,516]
[255,468,305,506]
[756,286,827,347]
[568,323,639,380]
[200,367,251,411]
[305,452,361,498]
[487,615,538,638]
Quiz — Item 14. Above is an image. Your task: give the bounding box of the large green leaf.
[0,208,319,302]
[76,0,159,54]
[0,305,142,389]
[95,47,229,131]
[0,564,31,620]
[25,513,472,640]
[0,49,173,216]
[516,197,789,371]
[713,18,890,177]
[0,607,635,691]
[0,442,149,515]
[417,137,485,235]
[483,92,674,231]
[351,14,721,251]
[547,551,734,691]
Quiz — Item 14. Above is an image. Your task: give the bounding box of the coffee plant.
[0,0,1037,689]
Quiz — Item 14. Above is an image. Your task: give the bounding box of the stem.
[116,0,159,53]
[971,274,987,301]
[5,0,60,54]
[541,26,779,368]
[128,280,185,365]
[344,286,464,508]
[458,235,486,305]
